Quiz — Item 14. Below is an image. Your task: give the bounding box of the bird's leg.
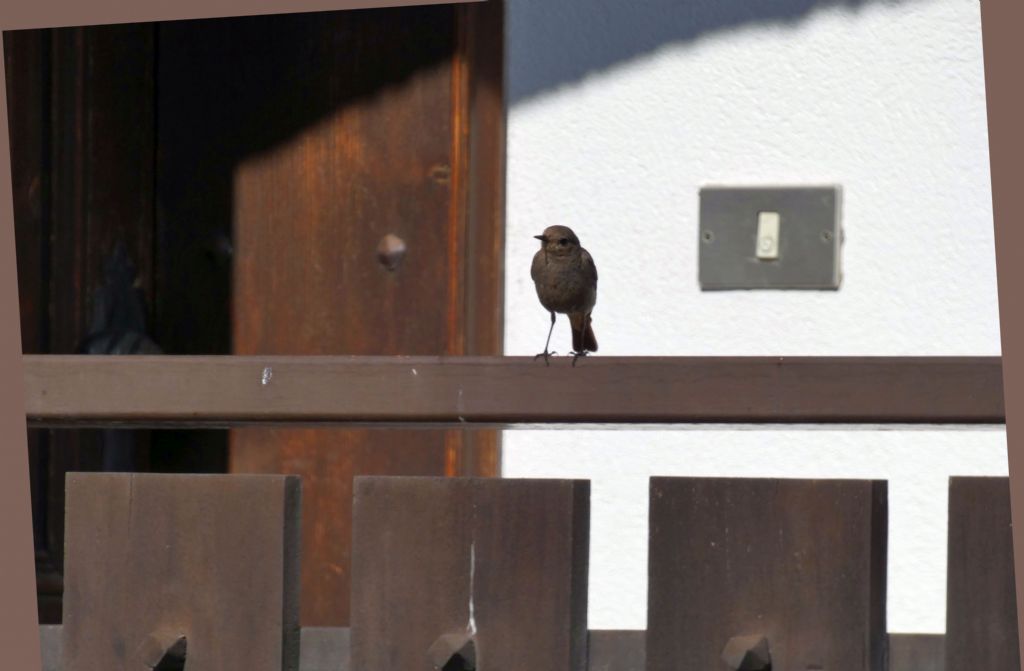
[570,349,589,366]
[534,312,557,366]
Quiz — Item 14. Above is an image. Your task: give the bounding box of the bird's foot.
[570,350,589,367]
[533,350,558,366]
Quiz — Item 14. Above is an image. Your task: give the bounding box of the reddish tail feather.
[570,312,598,353]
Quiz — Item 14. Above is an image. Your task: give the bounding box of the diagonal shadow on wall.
[508,0,919,104]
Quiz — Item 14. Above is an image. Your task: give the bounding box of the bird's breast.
[533,262,595,314]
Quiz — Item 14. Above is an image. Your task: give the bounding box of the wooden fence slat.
[588,630,645,671]
[945,477,1020,671]
[887,634,944,671]
[350,476,590,671]
[60,473,301,671]
[23,355,1004,427]
[646,477,888,671]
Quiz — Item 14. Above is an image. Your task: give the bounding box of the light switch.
[698,185,842,290]
[755,212,780,260]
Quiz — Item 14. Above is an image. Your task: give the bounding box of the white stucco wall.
[500,0,1006,634]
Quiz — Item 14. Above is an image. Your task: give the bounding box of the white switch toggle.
[756,212,780,260]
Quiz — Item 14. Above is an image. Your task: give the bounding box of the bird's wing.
[581,248,598,287]
[531,249,545,282]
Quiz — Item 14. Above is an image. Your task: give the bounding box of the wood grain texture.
[887,634,944,671]
[350,476,590,671]
[43,626,645,671]
[40,627,954,671]
[5,24,159,622]
[60,473,301,671]
[8,5,506,629]
[945,477,1019,671]
[153,7,503,626]
[156,8,458,356]
[49,24,156,353]
[646,477,888,671]
[23,355,1005,426]
[588,631,645,671]
[3,27,56,622]
[451,0,506,477]
[3,28,48,357]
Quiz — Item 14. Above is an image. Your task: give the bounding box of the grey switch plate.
[698,185,842,290]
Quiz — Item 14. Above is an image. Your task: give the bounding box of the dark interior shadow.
[509,0,914,105]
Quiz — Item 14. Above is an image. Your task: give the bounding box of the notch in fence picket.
[59,473,302,671]
[945,476,1020,671]
[350,476,590,671]
[645,477,888,671]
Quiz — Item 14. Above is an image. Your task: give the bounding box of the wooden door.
[5,1,504,625]
[156,5,504,625]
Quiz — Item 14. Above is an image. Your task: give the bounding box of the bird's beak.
[534,235,545,241]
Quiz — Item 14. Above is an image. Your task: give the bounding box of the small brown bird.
[531,225,598,365]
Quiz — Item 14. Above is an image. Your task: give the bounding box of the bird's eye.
[559,238,569,245]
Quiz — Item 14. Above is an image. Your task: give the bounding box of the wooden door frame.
[447,0,506,476]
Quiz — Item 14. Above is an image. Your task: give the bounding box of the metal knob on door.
[377,233,407,271]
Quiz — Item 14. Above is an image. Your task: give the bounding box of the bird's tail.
[570,312,598,353]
